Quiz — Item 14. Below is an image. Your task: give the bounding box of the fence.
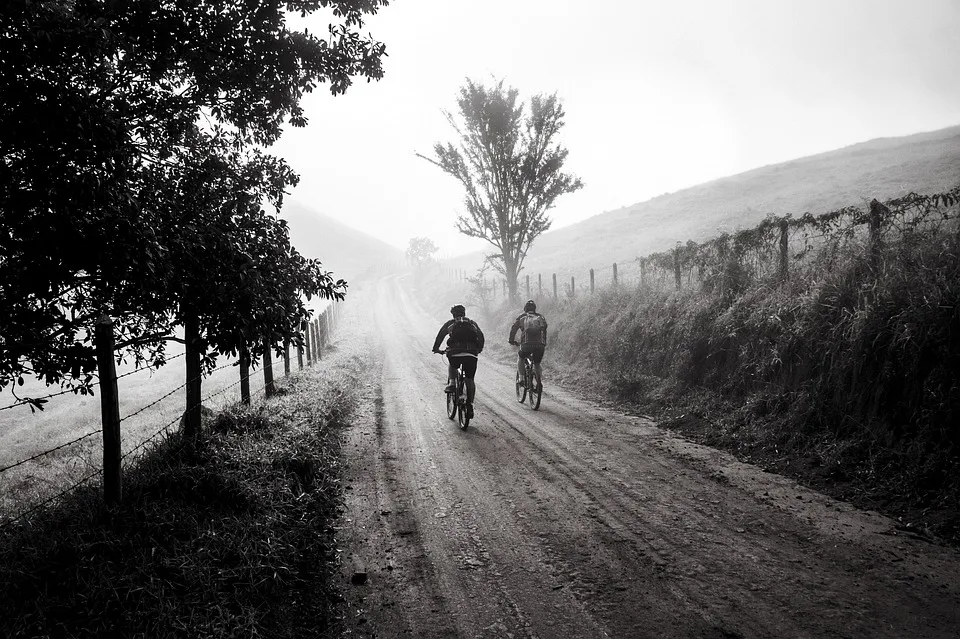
[448,187,960,301]
[0,302,343,527]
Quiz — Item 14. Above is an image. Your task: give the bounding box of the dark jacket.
[433,317,485,355]
[509,312,548,346]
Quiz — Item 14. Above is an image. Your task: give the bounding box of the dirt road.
[337,272,960,638]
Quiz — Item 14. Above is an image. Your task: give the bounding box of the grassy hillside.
[446,124,960,279]
[281,201,404,284]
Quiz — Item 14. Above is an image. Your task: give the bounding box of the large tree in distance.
[418,79,583,303]
[406,236,439,268]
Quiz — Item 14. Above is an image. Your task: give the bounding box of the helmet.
[523,299,536,313]
[450,304,466,317]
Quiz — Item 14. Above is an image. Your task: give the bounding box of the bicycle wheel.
[457,381,470,429]
[445,386,457,420]
[528,368,542,410]
[515,369,526,403]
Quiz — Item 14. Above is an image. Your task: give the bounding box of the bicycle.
[513,347,542,410]
[437,350,470,429]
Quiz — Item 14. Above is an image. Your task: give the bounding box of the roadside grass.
[542,226,960,544]
[0,354,363,638]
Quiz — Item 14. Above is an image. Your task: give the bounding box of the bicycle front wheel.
[528,369,542,410]
[515,370,526,403]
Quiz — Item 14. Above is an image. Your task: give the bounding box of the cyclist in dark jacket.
[508,299,547,389]
[432,304,484,418]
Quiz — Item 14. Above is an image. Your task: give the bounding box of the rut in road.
[336,272,960,638]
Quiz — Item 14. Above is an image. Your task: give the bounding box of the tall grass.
[544,226,960,539]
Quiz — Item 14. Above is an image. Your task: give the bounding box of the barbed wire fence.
[440,186,960,303]
[0,301,345,530]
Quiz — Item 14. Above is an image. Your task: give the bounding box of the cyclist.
[432,304,485,419]
[508,299,548,391]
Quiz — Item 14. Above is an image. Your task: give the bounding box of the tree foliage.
[406,236,439,268]
[0,0,386,402]
[418,78,582,302]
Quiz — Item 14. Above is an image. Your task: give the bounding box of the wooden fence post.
[552,273,558,299]
[778,219,789,281]
[263,336,275,398]
[502,280,507,297]
[570,275,575,298]
[673,247,682,291]
[526,274,530,299]
[538,274,542,297]
[283,339,291,376]
[183,310,202,448]
[95,315,121,505]
[240,346,251,405]
[613,262,618,287]
[590,268,595,294]
[869,199,886,266]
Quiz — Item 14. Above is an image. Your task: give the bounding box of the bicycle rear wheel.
[446,387,457,420]
[515,370,526,403]
[457,379,470,429]
[528,369,542,410]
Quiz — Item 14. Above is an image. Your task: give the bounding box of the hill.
[448,124,960,280]
[280,201,404,285]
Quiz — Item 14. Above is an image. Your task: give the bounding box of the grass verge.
[541,229,960,545]
[0,352,363,638]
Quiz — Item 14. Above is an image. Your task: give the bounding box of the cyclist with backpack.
[432,304,485,419]
[508,299,548,390]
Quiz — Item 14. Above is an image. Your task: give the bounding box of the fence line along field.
[0,302,343,526]
[448,186,960,301]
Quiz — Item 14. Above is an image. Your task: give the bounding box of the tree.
[406,236,439,268]
[0,0,386,401]
[145,129,345,443]
[418,78,583,303]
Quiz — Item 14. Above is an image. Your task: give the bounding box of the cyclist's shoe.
[444,383,456,393]
[466,403,474,419]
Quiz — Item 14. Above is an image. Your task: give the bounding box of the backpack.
[521,313,546,344]
[449,316,479,345]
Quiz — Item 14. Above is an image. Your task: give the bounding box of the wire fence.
[448,186,960,300]
[0,303,344,530]
[0,352,188,413]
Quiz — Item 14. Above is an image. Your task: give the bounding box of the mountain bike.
[514,348,542,410]
[438,350,470,429]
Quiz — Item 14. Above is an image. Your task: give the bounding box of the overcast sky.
[271,0,960,258]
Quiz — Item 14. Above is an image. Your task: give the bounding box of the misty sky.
[272,0,960,257]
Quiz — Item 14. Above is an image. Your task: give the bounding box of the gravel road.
[336,272,960,638]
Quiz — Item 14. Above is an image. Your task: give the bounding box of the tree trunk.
[95,315,121,504]
[503,253,520,304]
[263,334,275,398]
